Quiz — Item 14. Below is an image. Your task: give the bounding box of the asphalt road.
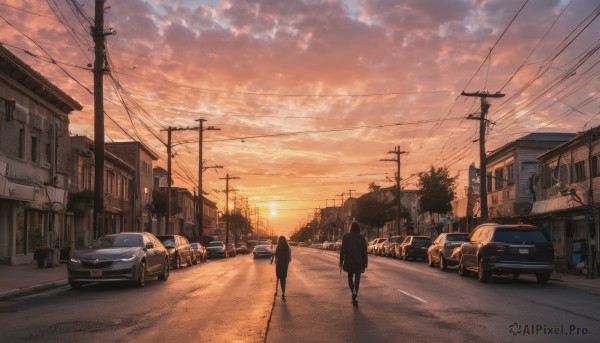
[267,248,599,343]
[0,248,598,343]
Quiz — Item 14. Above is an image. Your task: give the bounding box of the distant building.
[69,136,135,248]
[106,141,159,233]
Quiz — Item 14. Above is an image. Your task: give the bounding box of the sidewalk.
[1,262,599,301]
[0,262,68,301]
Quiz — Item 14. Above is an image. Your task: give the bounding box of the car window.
[470,228,482,242]
[412,237,431,244]
[493,229,549,243]
[93,234,143,248]
[208,241,223,247]
[446,234,469,242]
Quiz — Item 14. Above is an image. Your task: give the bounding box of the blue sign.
[144,203,154,211]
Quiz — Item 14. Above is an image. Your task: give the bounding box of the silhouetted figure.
[340,222,368,304]
[272,236,292,301]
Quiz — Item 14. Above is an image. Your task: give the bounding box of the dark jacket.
[274,245,291,278]
[339,231,368,273]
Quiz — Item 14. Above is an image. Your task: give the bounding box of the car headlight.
[70,257,81,263]
[119,255,136,261]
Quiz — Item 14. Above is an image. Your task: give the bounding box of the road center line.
[396,289,428,303]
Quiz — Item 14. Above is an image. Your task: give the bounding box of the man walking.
[339,222,368,305]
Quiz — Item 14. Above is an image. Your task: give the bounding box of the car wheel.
[439,255,447,271]
[536,273,550,284]
[477,258,490,283]
[428,253,435,267]
[158,259,169,281]
[458,255,470,277]
[186,255,193,267]
[173,254,181,270]
[136,262,147,287]
[69,281,84,289]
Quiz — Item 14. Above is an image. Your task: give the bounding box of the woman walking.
[339,222,368,304]
[272,236,292,301]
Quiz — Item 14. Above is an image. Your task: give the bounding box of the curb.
[0,280,69,301]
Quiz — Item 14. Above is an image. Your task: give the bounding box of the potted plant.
[34,244,50,268]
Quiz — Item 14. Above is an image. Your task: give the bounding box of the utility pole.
[195,118,220,243]
[161,125,221,236]
[92,0,110,239]
[336,193,345,206]
[462,91,505,221]
[220,174,240,245]
[348,189,357,199]
[381,145,407,235]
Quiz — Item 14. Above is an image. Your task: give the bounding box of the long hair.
[350,222,360,233]
[276,235,289,252]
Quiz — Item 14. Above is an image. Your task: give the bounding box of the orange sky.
[2,0,600,236]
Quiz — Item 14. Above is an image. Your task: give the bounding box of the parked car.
[236,243,249,255]
[457,223,554,284]
[190,243,207,264]
[427,233,470,270]
[381,236,404,257]
[156,235,193,269]
[368,238,386,254]
[206,241,229,258]
[67,232,169,288]
[253,241,273,259]
[288,241,298,247]
[335,239,342,250]
[374,238,389,256]
[398,236,432,261]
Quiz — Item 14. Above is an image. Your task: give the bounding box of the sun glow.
[269,202,277,217]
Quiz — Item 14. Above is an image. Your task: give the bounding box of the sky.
[2,0,600,236]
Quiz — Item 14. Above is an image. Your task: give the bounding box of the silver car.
[427,233,469,270]
[253,243,273,259]
[67,232,170,288]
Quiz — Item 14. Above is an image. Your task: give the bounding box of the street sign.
[144,203,154,212]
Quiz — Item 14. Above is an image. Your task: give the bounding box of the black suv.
[156,235,193,269]
[458,223,554,283]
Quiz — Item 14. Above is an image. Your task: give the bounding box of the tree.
[355,183,393,239]
[417,166,458,234]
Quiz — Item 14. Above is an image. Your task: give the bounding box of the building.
[0,44,82,265]
[485,132,576,221]
[106,141,159,234]
[531,128,600,275]
[69,136,135,249]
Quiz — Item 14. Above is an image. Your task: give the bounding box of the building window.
[572,161,585,182]
[494,168,504,190]
[19,128,25,159]
[486,172,492,192]
[543,164,552,189]
[31,136,38,162]
[592,155,600,178]
[507,163,514,186]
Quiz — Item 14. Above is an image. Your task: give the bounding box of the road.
[0,248,598,342]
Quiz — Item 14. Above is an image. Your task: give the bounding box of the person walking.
[339,222,368,305]
[271,236,292,301]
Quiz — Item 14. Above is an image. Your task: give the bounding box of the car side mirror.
[145,242,155,250]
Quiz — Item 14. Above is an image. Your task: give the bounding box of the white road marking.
[396,289,428,303]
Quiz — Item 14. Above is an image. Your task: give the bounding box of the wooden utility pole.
[220,174,240,245]
[381,145,407,235]
[196,119,220,244]
[93,0,106,239]
[462,91,505,221]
